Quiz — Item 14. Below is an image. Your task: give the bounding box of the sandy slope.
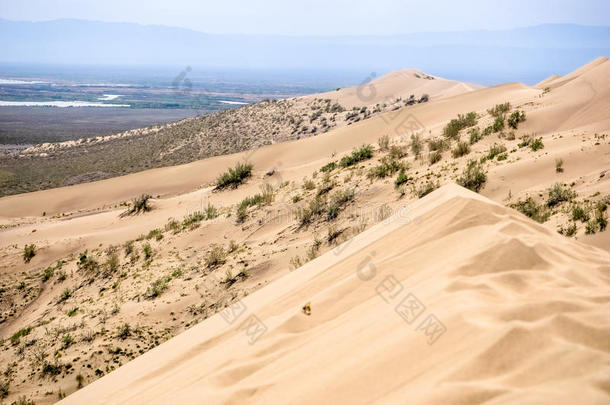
[59,184,610,404]
[1,59,609,403]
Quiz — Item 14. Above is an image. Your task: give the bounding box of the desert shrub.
[585,220,598,234]
[518,134,533,148]
[368,156,404,179]
[146,276,170,298]
[327,189,355,220]
[559,223,578,237]
[378,135,390,151]
[77,251,99,274]
[512,197,550,223]
[546,183,575,207]
[205,203,218,219]
[116,323,131,340]
[414,181,439,198]
[468,127,482,144]
[165,219,180,233]
[292,194,301,203]
[23,244,36,263]
[320,161,337,173]
[10,327,32,345]
[530,137,544,151]
[182,211,205,229]
[146,228,163,241]
[506,131,516,140]
[487,102,511,118]
[410,134,423,158]
[61,334,74,348]
[303,179,316,190]
[42,361,63,377]
[76,374,85,389]
[482,125,494,136]
[571,205,589,222]
[492,116,505,132]
[0,380,8,399]
[58,288,72,303]
[395,170,410,188]
[428,138,449,152]
[67,307,79,317]
[327,225,344,244]
[340,145,374,167]
[484,143,507,161]
[316,173,335,196]
[595,202,608,231]
[42,266,54,282]
[124,241,135,257]
[555,158,564,173]
[388,145,407,160]
[452,140,471,158]
[123,194,152,216]
[215,162,253,189]
[457,160,487,192]
[298,196,326,226]
[143,243,153,260]
[428,150,442,165]
[507,110,526,129]
[205,245,226,268]
[105,253,120,274]
[443,112,477,139]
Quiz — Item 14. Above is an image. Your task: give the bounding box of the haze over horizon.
[1,0,609,36]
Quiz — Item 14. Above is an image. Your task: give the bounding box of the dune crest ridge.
[60,184,610,405]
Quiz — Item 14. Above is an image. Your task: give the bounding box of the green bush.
[215,162,253,189]
[378,135,390,151]
[452,141,471,158]
[298,196,326,226]
[468,127,482,144]
[369,156,404,179]
[547,183,575,207]
[10,327,32,345]
[410,134,423,158]
[530,137,544,151]
[340,145,373,167]
[555,158,564,173]
[123,194,152,216]
[143,243,153,260]
[428,150,442,165]
[326,189,355,220]
[23,244,36,263]
[320,161,337,173]
[487,102,511,118]
[205,245,227,268]
[414,181,439,198]
[146,277,170,298]
[428,138,449,152]
[394,170,410,188]
[485,143,507,161]
[511,197,550,223]
[571,205,589,222]
[492,116,505,132]
[457,160,487,192]
[443,112,477,139]
[507,110,526,129]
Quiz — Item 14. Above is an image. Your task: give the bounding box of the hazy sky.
[1,0,609,35]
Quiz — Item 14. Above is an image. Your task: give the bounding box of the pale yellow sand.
[59,184,610,404]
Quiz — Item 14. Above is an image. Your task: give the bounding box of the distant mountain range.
[1,19,609,85]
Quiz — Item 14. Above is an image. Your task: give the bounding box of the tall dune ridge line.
[0,57,609,404]
[59,185,610,404]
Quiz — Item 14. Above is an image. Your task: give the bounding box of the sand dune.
[1,58,609,404]
[59,184,610,404]
[302,68,482,108]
